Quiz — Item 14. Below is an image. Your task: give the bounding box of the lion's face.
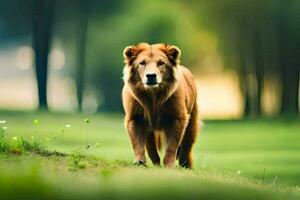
[123,43,181,89]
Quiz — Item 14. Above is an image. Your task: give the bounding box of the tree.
[190,0,299,117]
[276,0,300,116]
[32,0,54,109]
[75,0,89,111]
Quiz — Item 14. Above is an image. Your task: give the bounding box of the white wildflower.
[0,120,6,124]
[65,124,71,128]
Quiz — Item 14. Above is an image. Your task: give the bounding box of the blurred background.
[0,0,299,119]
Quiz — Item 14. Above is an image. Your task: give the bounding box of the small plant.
[52,123,71,147]
[0,128,8,153]
[68,151,101,171]
[31,119,39,138]
[0,119,65,156]
[22,137,46,154]
[9,136,24,154]
[84,119,91,150]
[0,119,9,153]
[68,152,89,171]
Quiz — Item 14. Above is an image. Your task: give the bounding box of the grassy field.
[0,112,300,200]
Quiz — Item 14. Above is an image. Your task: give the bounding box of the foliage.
[0,120,65,156]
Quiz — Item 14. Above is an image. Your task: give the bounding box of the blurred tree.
[54,0,124,112]
[190,0,299,117]
[32,0,55,109]
[276,0,300,116]
[75,0,89,111]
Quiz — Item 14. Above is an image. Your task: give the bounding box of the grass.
[0,111,300,200]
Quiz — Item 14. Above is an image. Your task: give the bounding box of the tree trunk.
[75,1,89,111]
[253,28,264,116]
[32,0,54,109]
[280,64,299,116]
[238,20,259,118]
[238,54,251,117]
[277,0,300,116]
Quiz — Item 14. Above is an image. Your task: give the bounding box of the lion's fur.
[122,43,199,168]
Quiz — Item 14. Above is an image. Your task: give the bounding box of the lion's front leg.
[125,115,148,165]
[163,117,189,168]
[146,131,160,166]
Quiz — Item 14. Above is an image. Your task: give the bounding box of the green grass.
[0,112,300,200]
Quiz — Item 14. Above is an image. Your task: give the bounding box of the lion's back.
[179,65,197,112]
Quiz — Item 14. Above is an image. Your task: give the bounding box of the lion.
[122,43,199,168]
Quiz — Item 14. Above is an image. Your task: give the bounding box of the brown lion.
[122,43,199,169]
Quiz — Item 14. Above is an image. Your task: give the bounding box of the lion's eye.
[157,60,165,66]
[140,61,146,66]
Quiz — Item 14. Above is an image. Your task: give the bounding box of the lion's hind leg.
[178,106,199,169]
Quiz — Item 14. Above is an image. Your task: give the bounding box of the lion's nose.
[146,73,157,80]
[145,73,157,85]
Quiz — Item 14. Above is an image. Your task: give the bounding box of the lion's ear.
[123,46,135,64]
[123,43,149,65]
[163,44,181,65]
